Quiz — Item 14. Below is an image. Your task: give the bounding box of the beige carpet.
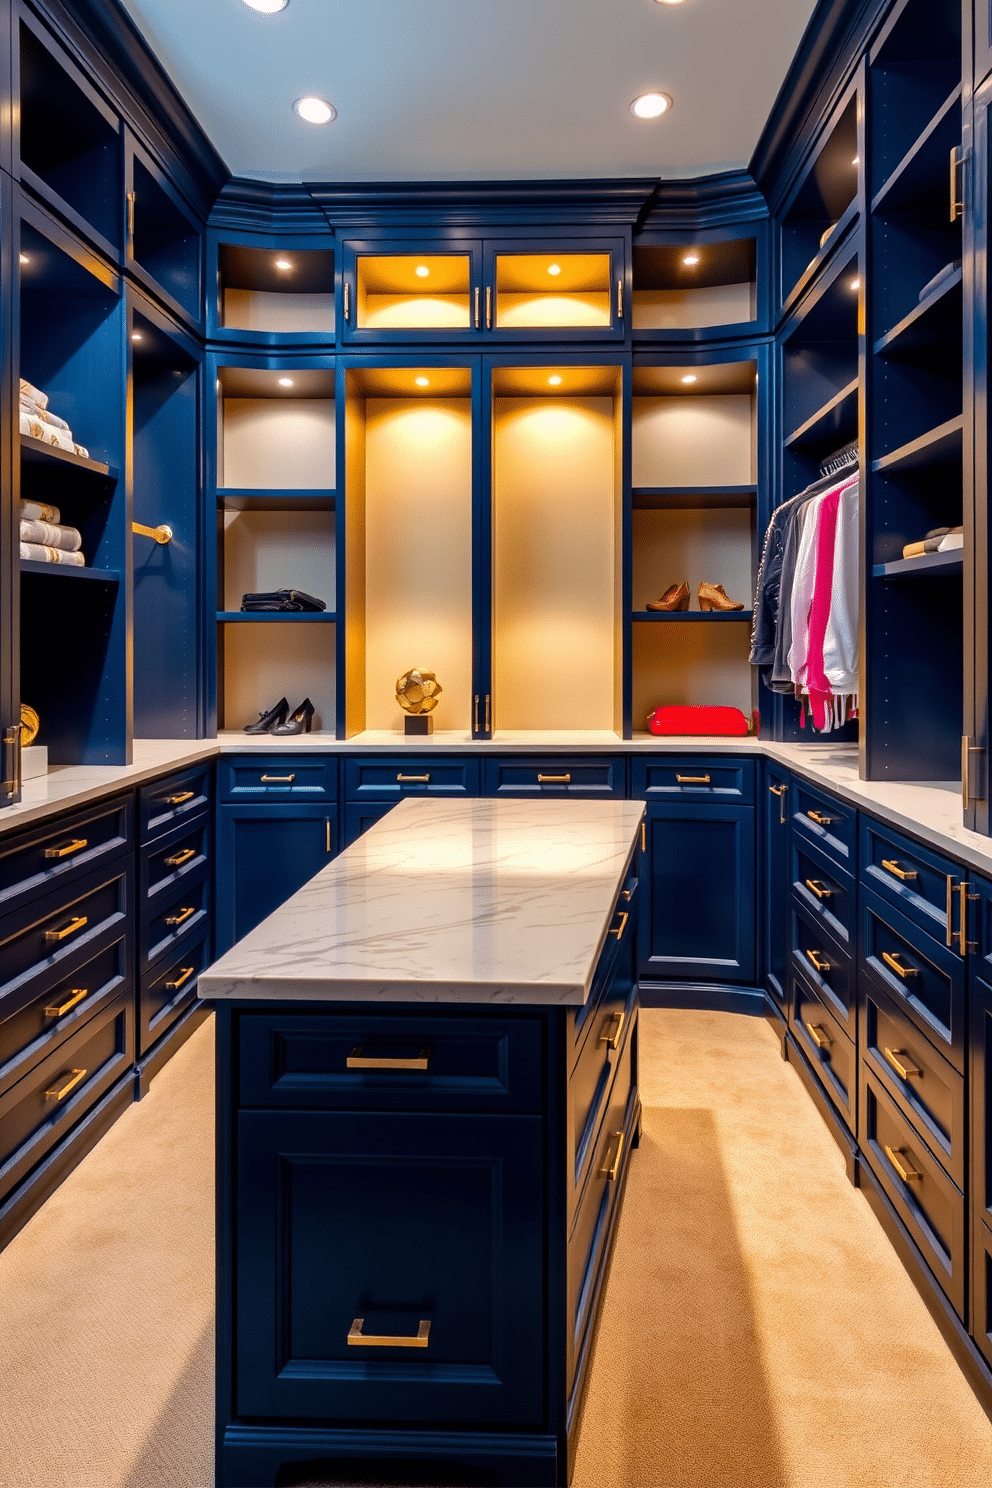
[2,1010,991,1488]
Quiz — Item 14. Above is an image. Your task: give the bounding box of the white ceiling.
[118,0,820,184]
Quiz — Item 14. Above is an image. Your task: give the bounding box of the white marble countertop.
[198,797,645,1005]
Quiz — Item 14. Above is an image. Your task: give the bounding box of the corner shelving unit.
[631,231,759,340]
[780,90,859,309]
[213,238,335,344]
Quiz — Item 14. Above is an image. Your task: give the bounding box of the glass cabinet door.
[485,238,626,341]
[341,241,481,342]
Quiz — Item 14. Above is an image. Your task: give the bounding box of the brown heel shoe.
[697,581,744,612]
[646,581,690,612]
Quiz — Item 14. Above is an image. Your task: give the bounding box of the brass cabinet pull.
[397,773,430,783]
[485,694,491,734]
[608,910,629,941]
[474,694,480,732]
[343,279,351,322]
[599,1009,625,1049]
[44,1067,87,1102]
[946,873,958,948]
[164,790,195,805]
[44,915,88,943]
[45,987,88,1019]
[805,948,830,975]
[537,773,571,784]
[950,144,968,223]
[260,774,295,784]
[601,1130,624,1182]
[347,1047,430,1071]
[474,285,480,328]
[768,783,787,797]
[616,276,624,319]
[44,837,88,860]
[882,950,917,979]
[807,809,833,826]
[884,1144,922,1183]
[485,285,493,328]
[165,906,195,927]
[769,781,788,823]
[132,521,173,545]
[805,1021,831,1050]
[882,858,917,883]
[127,190,136,238]
[326,817,332,853]
[348,1317,430,1348]
[805,879,833,900]
[883,1046,922,1080]
[640,820,646,853]
[165,966,195,991]
[165,847,196,868]
[676,774,711,785]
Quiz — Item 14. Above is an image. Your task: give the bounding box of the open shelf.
[632,610,753,623]
[874,265,962,355]
[873,549,963,578]
[20,560,120,582]
[781,94,859,303]
[872,415,964,473]
[217,365,335,490]
[783,198,859,317]
[20,435,116,480]
[220,243,334,336]
[217,488,336,511]
[218,611,336,622]
[632,485,757,510]
[785,378,859,453]
[872,86,963,216]
[631,238,756,333]
[129,155,200,323]
[870,0,961,185]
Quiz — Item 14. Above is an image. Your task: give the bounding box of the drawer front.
[0,868,130,1009]
[140,868,209,973]
[344,757,479,801]
[140,764,212,841]
[790,904,854,1037]
[792,836,853,948]
[0,934,129,1097]
[631,756,754,803]
[792,971,855,1132]
[571,983,637,1208]
[0,990,133,1203]
[239,1011,543,1114]
[863,981,965,1189]
[572,861,638,1061]
[972,974,992,1234]
[139,937,209,1058]
[0,795,131,921]
[218,755,335,802]
[860,817,962,950]
[861,890,965,1072]
[791,779,855,870]
[141,813,210,902]
[975,1223,992,1370]
[861,1069,966,1319]
[483,757,624,798]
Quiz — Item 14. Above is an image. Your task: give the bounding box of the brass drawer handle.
[807,809,834,826]
[805,879,833,900]
[608,910,629,941]
[347,1047,430,1071]
[165,847,196,868]
[537,773,571,784]
[45,915,88,943]
[397,773,430,783]
[805,948,830,975]
[805,1021,831,1050]
[260,774,295,784]
[882,950,917,979]
[884,1144,922,1183]
[883,1046,922,1080]
[676,774,711,785]
[768,783,787,797]
[164,790,195,805]
[45,987,88,1019]
[882,858,918,882]
[348,1317,431,1349]
[44,1067,87,1102]
[165,906,195,927]
[44,837,88,860]
[165,966,195,991]
[599,1009,625,1050]
[601,1130,625,1182]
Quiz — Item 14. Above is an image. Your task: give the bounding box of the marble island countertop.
[198,797,645,1005]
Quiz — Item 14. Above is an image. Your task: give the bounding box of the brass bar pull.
[599,1009,625,1050]
[676,774,711,785]
[45,988,88,1019]
[2,723,21,801]
[484,694,491,733]
[807,809,833,826]
[485,285,493,328]
[883,1046,922,1080]
[537,773,571,784]
[950,144,967,222]
[132,521,173,544]
[768,784,787,796]
[348,1317,430,1348]
[127,190,136,237]
[805,879,832,900]
[343,279,351,323]
[805,1021,831,1050]
[474,694,480,733]
[397,773,430,783]
[165,847,196,868]
[805,948,830,975]
[326,818,332,853]
[44,837,88,860]
[165,906,195,927]
[608,910,629,941]
[882,859,917,882]
[260,774,296,784]
[882,950,917,979]
[946,874,958,948]
[641,820,646,853]
[601,1130,625,1182]
[44,915,88,943]
[44,1067,87,1102]
[347,1047,430,1071]
[884,1144,922,1183]
[165,790,195,804]
[165,966,195,991]
[769,781,788,823]
[474,286,480,328]
[616,277,623,319]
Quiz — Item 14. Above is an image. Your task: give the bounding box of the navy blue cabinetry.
[125,134,202,332]
[483,757,624,797]
[208,228,335,348]
[344,755,479,847]
[761,763,791,1010]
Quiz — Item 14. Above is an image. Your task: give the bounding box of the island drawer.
[218,756,335,803]
[790,903,854,1039]
[344,757,479,800]
[791,971,855,1133]
[860,890,964,1073]
[791,780,855,872]
[571,986,637,1206]
[572,864,638,1062]
[791,835,853,949]
[238,1011,544,1113]
[630,756,754,803]
[0,795,131,924]
[140,764,212,842]
[860,817,960,949]
[483,757,625,798]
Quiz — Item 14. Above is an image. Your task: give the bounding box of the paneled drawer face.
[571,985,636,1206]
[239,1012,543,1114]
[792,837,853,948]
[630,756,754,803]
[0,935,128,1097]
[140,869,209,972]
[139,937,208,1058]
[791,780,855,870]
[0,870,129,1009]
[862,1070,966,1319]
[860,818,960,949]
[790,905,854,1037]
[344,757,479,800]
[572,863,637,1060]
[141,813,210,902]
[0,795,131,921]
[975,1224,992,1370]
[861,891,964,1073]
[792,974,855,1133]
[218,756,335,802]
[973,976,992,1234]
[483,757,624,798]
[862,982,964,1190]
[140,764,212,841]
[0,990,133,1203]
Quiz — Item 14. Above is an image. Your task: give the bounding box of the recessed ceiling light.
[654,0,687,5]
[850,277,861,292]
[631,92,672,120]
[243,0,289,12]
[275,257,293,270]
[547,263,562,276]
[682,253,700,266]
[415,264,430,278]
[278,377,294,387]
[681,374,698,384]
[415,376,430,387]
[131,332,143,342]
[548,375,563,386]
[18,253,28,264]
[294,97,335,125]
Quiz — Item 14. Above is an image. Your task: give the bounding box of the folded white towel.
[19,379,48,410]
[938,531,964,552]
[20,541,85,567]
[20,500,60,523]
[20,519,82,552]
[19,411,75,451]
[19,399,70,432]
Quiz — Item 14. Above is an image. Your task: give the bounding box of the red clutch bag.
[646,705,757,737]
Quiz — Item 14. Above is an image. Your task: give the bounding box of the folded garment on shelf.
[19,519,82,552]
[20,401,70,432]
[19,379,48,410]
[18,410,89,458]
[241,588,327,612]
[901,525,964,558]
[20,500,60,523]
[20,541,85,567]
[919,260,961,303]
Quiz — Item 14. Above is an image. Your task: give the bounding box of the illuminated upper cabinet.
[208,232,335,346]
[630,225,767,342]
[492,251,613,330]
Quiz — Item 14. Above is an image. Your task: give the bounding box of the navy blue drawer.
[344,757,479,800]
[0,867,130,1012]
[631,756,754,802]
[0,795,131,923]
[792,973,855,1133]
[790,902,854,1038]
[484,757,624,797]
[140,867,209,975]
[972,974,992,1235]
[976,1223,992,1370]
[792,834,853,949]
[139,937,209,1058]
[861,889,964,1073]
[861,817,963,952]
[140,763,212,841]
[791,778,855,872]
[141,813,210,902]
[218,756,335,802]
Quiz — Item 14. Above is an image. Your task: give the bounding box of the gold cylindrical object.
[44,837,88,860]
[44,1068,87,1102]
[882,950,917,979]
[44,988,88,1019]
[44,915,88,943]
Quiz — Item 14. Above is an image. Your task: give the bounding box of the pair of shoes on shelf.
[244,697,315,735]
[646,581,744,613]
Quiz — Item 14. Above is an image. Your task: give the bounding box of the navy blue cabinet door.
[343,800,395,847]
[762,766,791,1006]
[215,804,337,952]
[639,802,756,983]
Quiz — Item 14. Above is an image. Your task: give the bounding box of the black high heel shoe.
[271,698,314,736]
[244,697,288,734]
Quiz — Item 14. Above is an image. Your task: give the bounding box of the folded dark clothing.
[241,588,326,612]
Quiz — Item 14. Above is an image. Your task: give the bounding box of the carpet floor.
[2,1008,991,1488]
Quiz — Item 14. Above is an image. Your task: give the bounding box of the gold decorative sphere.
[395,668,443,715]
[19,704,39,746]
